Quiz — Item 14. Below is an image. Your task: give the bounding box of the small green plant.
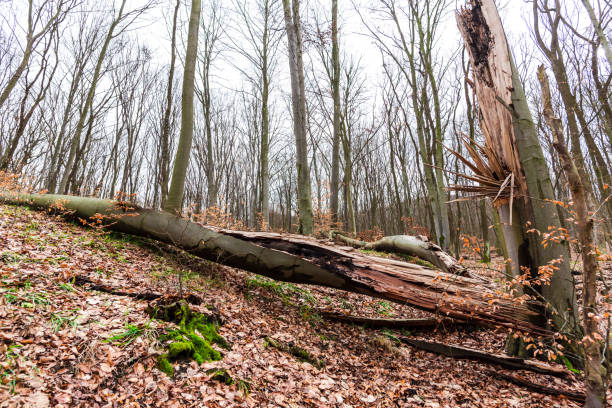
[381,328,401,345]
[561,355,581,374]
[339,297,354,310]
[1,252,22,265]
[206,368,234,385]
[1,368,16,394]
[58,280,76,293]
[264,336,325,369]
[25,221,39,232]
[299,304,322,323]
[236,378,252,397]
[246,275,317,306]
[2,345,22,394]
[105,321,151,347]
[27,292,50,306]
[50,310,79,332]
[3,291,18,304]
[375,301,394,316]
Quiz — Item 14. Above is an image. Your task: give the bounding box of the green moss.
[157,354,174,376]
[149,300,229,376]
[168,340,193,357]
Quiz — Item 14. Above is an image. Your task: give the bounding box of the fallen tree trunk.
[1,193,550,336]
[330,231,467,276]
[320,311,465,329]
[399,338,570,378]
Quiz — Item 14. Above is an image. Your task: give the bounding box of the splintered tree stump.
[329,231,469,276]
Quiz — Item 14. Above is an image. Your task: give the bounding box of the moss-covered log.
[1,193,550,336]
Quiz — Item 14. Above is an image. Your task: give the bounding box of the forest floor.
[0,204,608,407]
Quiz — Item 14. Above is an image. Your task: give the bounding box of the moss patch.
[148,300,229,376]
[264,336,325,369]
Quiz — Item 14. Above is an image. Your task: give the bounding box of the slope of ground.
[0,204,590,407]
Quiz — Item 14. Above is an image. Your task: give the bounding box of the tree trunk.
[1,192,552,337]
[456,0,581,350]
[538,65,607,408]
[259,0,271,227]
[164,0,201,214]
[282,0,314,235]
[330,231,468,276]
[329,0,341,225]
[159,0,180,209]
[581,0,612,67]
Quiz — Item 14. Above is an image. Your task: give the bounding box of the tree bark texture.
[330,232,468,276]
[159,0,181,209]
[329,0,341,225]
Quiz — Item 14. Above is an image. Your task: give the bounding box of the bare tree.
[158,0,180,208]
[282,0,314,234]
[0,0,76,109]
[581,0,612,66]
[164,0,201,214]
[539,64,607,408]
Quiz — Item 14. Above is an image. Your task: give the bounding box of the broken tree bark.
[330,231,468,276]
[1,193,551,336]
[399,338,570,379]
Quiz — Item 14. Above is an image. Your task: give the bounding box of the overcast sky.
[128,0,536,98]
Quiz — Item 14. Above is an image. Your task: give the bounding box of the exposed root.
[399,337,571,378]
[72,274,203,304]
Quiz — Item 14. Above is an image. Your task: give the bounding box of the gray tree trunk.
[282,0,314,235]
[164,0,202,214]
[159,0,180,209]
[329,0,341,225]
[581,0,612,67]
